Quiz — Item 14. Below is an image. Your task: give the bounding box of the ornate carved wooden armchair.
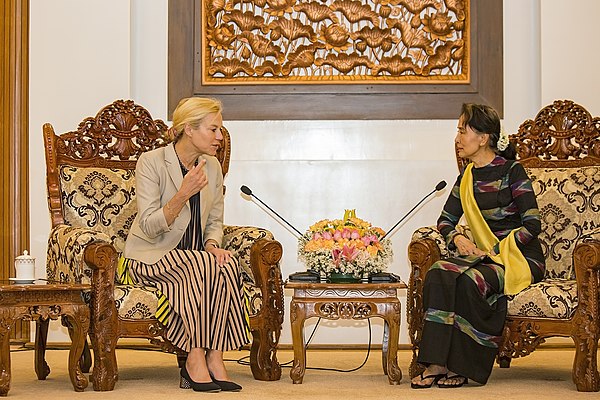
[407,100,600,391]
[41,100,284,391]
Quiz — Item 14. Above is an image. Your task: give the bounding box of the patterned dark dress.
[126,161,248,353]
[417,156,545,384]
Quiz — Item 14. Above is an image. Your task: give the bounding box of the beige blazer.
[123,143,224,264]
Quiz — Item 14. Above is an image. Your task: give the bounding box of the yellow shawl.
[460,163,531,295]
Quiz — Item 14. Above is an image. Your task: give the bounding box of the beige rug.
[5,347,599,399]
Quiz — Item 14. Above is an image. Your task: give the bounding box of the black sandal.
[411,372,445,389]
[437,374,468,388]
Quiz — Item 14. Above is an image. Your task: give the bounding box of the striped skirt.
[417,258,507,384]
[127,249,249,352]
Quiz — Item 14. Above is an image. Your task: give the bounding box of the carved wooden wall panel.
[202,0,469,84]
[169,0,503,120]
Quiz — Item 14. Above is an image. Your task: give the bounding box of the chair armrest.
[248,238,284,321]
[248,238,284,381]
[571,234,600,369]
[570,228,600,278]
[46,224,113,284]
[83,240,120,389]
[573,229,600,296]
[406,226,443,377]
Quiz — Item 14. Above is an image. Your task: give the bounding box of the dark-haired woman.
[411,103,545,388]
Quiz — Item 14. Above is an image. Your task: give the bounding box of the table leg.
[383,310,402,385]
[63,305,90,392]
[35,319,51,380]
[0,308,17,396]
[382,319,389,375]
[289,300,307,384]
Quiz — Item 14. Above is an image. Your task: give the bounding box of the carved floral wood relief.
[202,0,469,84]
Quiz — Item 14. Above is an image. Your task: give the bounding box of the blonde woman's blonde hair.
[170,97,223,142]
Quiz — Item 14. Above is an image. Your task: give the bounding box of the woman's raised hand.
[180,159,208,199]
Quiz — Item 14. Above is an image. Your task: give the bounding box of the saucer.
[9,278,36,284]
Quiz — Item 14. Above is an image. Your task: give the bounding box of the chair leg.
[81,340,92,373]
[572,333,599,391]
[250,325,281,381]
[497,356,512,368]
[34,319,51,380]
[89,320,118,391]
[409,350,424,379]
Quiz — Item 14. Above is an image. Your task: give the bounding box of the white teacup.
[15,250,35,280]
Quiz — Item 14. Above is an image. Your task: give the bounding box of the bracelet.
[165,202,179,218]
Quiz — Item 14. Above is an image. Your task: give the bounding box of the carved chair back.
[513,101,600,279]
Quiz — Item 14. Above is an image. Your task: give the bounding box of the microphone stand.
[381,182,446,240]
[241,186,303,237]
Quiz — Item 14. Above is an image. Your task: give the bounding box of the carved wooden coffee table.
[286,281,407,385]
[0,281,90,396]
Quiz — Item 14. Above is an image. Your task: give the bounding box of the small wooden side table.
[286,281,407,385]
[0,281,90,396]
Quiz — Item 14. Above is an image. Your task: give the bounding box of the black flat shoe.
[210,374,242,392]
[180,366,221,392]
[212,378,242,392]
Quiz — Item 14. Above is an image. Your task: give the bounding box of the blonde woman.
[124,97,245,392]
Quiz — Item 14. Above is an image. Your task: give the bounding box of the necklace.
[174,147,198,172]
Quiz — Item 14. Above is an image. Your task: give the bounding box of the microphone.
[381,180,447,240]
[240,185,303,237]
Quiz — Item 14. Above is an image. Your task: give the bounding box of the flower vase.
[328,273,361,284]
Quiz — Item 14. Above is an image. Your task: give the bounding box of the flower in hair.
[496,129,509,151]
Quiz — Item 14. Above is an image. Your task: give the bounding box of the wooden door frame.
[1,0,30,342]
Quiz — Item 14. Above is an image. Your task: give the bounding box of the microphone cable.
[229,318,323,366]
[228,318,322,367]
[227,317,373,373]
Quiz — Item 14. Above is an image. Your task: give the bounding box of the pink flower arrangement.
[298,210,393,278]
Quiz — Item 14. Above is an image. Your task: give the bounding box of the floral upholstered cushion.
[60,166,137,253]
[223,225,274,283]
[244,283,263,317]
[47,224,112,284]
[507,279,577,319]
[410,226,450,258]
[526,166,600,279]
[114,284,161,319]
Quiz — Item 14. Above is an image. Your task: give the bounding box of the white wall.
[540,1,600,109]
[28,0,600,345]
